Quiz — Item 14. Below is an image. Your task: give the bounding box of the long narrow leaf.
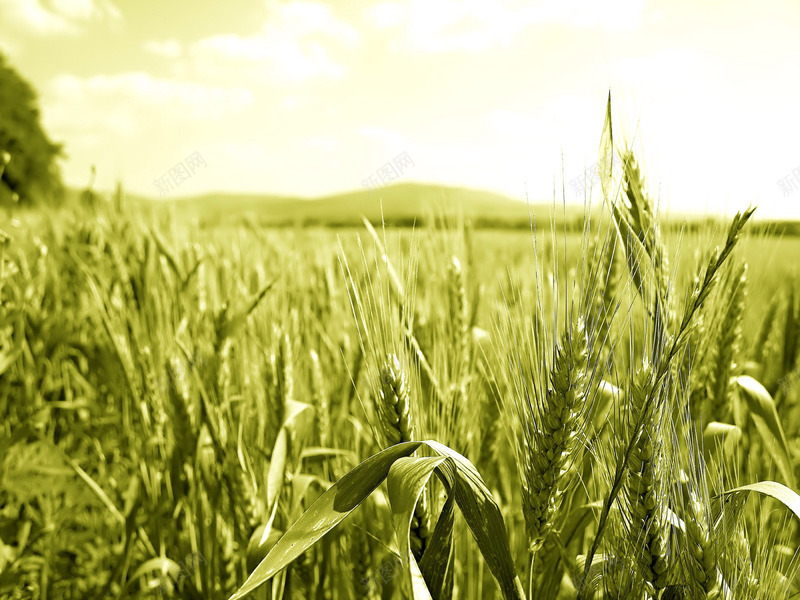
[598,91,614,201]
[229,441,422,600]
[419,492,456,600]
[733,375,796,488]
[425,440,526,600]
[387,456,449,599]
[719,481,800,522]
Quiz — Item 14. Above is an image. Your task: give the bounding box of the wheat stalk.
[703,262,747,425]
[685,489,718,598]
[520,319,589,554]
[376,353,431,559]
[448,255,470,379]
[310,349,330,447]
[620,362,671,596]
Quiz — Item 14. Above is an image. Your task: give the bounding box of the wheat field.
[2,110,800,600]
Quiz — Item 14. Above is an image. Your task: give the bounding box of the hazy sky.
[1,0,800,217]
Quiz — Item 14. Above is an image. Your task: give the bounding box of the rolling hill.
[135,182,587,228]
[71,181,798,233]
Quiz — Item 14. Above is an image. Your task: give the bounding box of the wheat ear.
[621,362,670,596]
[377,353,431,560]
[521,319,589,553]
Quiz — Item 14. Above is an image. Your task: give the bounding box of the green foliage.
[0,51,63,205]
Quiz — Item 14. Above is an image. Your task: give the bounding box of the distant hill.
[130,182,588,228]
[67,182,800,233]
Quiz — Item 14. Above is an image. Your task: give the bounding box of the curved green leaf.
[733,375,796,488]
[267,400,315,517]
[284,398,314,429]
[425,440,526,600]
[562,502,603,548]
[575,553,609,596]
[228,439,525,600]
[229,441,422,600]
[703,421,742,460]
[300,447,358,463]
[597,91,614,201]
[387,455,451,600]
[266,428,287,512]
[419,492,456,600]
[719,481,800,522]
[129,556,181,584]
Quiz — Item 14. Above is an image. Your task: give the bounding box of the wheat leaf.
[733,375,797,488]
[387,455,451,599]
[229,441,422,600]
[719,481,800,522]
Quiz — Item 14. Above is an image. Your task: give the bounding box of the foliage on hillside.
[0,51,63,205]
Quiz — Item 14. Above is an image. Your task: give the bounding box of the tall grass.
[2,107,800,600]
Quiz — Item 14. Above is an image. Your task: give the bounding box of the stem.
[528,553,535,600]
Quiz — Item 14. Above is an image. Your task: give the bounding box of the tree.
[0,51,64,205]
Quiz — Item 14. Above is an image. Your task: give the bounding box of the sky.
[1,0,800,218]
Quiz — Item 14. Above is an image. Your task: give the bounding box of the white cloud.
[44,72,253,139]
[143,39,182,60]
[370,0,520,52]
[274,1,359,41]
[529,0,647,31]
[0,0,120,35]
[38,72,257,197]
[366,0,647,53]
[0,0,77,34]
[366,1,404,29]
[49,0,120,22]
[188,1,359,85]
[192,33,350,82]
